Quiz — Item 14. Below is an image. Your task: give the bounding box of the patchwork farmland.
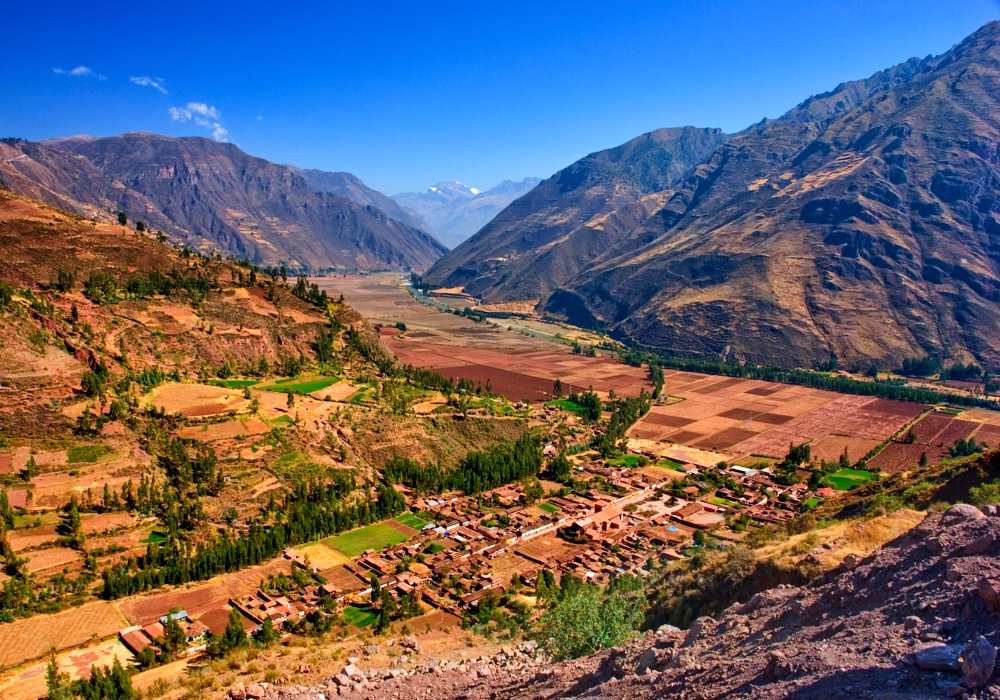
[629,369,1000,472]
[312,274,652,401]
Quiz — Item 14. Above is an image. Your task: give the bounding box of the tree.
[46,654,70,700]
[156,615,187,660]
[548,454,572,482]
[135,221,145,232]
[254,617,279,646]
[221,607,249,651]
[117,212,127,226]
[315,328,334,364]
[919,451,928,467]
[535,583,642,661]
[369,573,381,605]
[553,378,563,397]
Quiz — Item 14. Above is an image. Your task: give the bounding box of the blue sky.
[2,1,998,194]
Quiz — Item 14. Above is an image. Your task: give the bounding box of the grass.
[67,445,110,463]
[708,496,741,509]
[938,408,964,416]
[209,379,259,388]
[13,512,60,529]
[545,399,589,414]
[322,522,409,558]
[341,605,378,628]
[395,512,430,529]
[538,501,560,514]
[657,458,685,469]
[270,415,293,426]
[141,530,168,544]
[424,543,445,554]
[606,455,642,468]
[260,376,339,395]
[823,468,875,491]
[348,387,374,404]
[803,497,821,510]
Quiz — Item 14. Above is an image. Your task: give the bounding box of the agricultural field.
[322,521,411,558]
[257,375,340,395]
[822,468,875,491]
[341,604,378,628]
[395,512,430,530]
[629,370,928,461]
[546,399,591,414]
[0,602,126,668]
[312,274,652,401]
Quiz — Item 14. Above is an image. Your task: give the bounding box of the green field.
[803,497,821,510]
[395,512,430,529]
[545,399,589,414]
[341,605,378,628]
[606,455,642,468]
[424,543,445,554]
[261,376,339,395]
[210,379,259,388]
[708,496,741,509]
[323,522,409,558]
[141,530,168,544]
[270,415,293,426]
[938,408,964,416]
[656,458,685,469]
[348,386,374,404]
[67,445,110,463]
[538,501,560,514]
[824,468,874,491]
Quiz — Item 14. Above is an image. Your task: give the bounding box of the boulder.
[941,504,986,525]
[400,635,419,649]
[962,533,996,556]
[342,664,365,681]
[681,616,714,648]
[764,650,793,682]
[904,616,923,631]
[245,684,265,699]
[978,577,1000,608]
[914,643,964,672]
[656,624,681,634]
[926,538,943,555]
[230,683,246,700]
[333,674,351,687]
[962,636,997,690]
[364,644,381,656]
[982,504,1000,517]
[635,648,660,675]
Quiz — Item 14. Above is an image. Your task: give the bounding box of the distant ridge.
[1,133,447,271]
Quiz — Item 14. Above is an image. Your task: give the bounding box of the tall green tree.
[535,583,643,661]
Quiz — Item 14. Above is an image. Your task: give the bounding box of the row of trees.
[100,480,405,599]
[383,432,543,496]
[592,391,653,457]
[82,269,214,305]
[622,346,996,409]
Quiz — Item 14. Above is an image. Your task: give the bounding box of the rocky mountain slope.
[428,21,1000,372]
[226,501,1000,700]
[1,133,447,271]
[289,167,431,233]
[392,177,542,249]
[421,128,728,300]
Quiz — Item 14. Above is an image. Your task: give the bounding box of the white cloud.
[53,66,106,80]
[169,102,228,142]
[130,76,167,94]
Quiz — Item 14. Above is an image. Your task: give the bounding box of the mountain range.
[0,133,447,272]
[391,178,541,249]
[425,21,1000,371]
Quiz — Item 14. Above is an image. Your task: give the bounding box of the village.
[113,403,817,661]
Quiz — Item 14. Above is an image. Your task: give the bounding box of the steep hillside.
[1,133,447,271]
[421,128,728,300]
[289,167,431,233]
[549,22,1000,370]
[392,178,542,248]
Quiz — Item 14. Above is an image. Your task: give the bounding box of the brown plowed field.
[808,435,882,464]
[974,424,1000,448]
[433,363,553,401]
[0,602,125,668]
[930,418,979,447]
[868,443,950,474]
[908,413,955,444]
